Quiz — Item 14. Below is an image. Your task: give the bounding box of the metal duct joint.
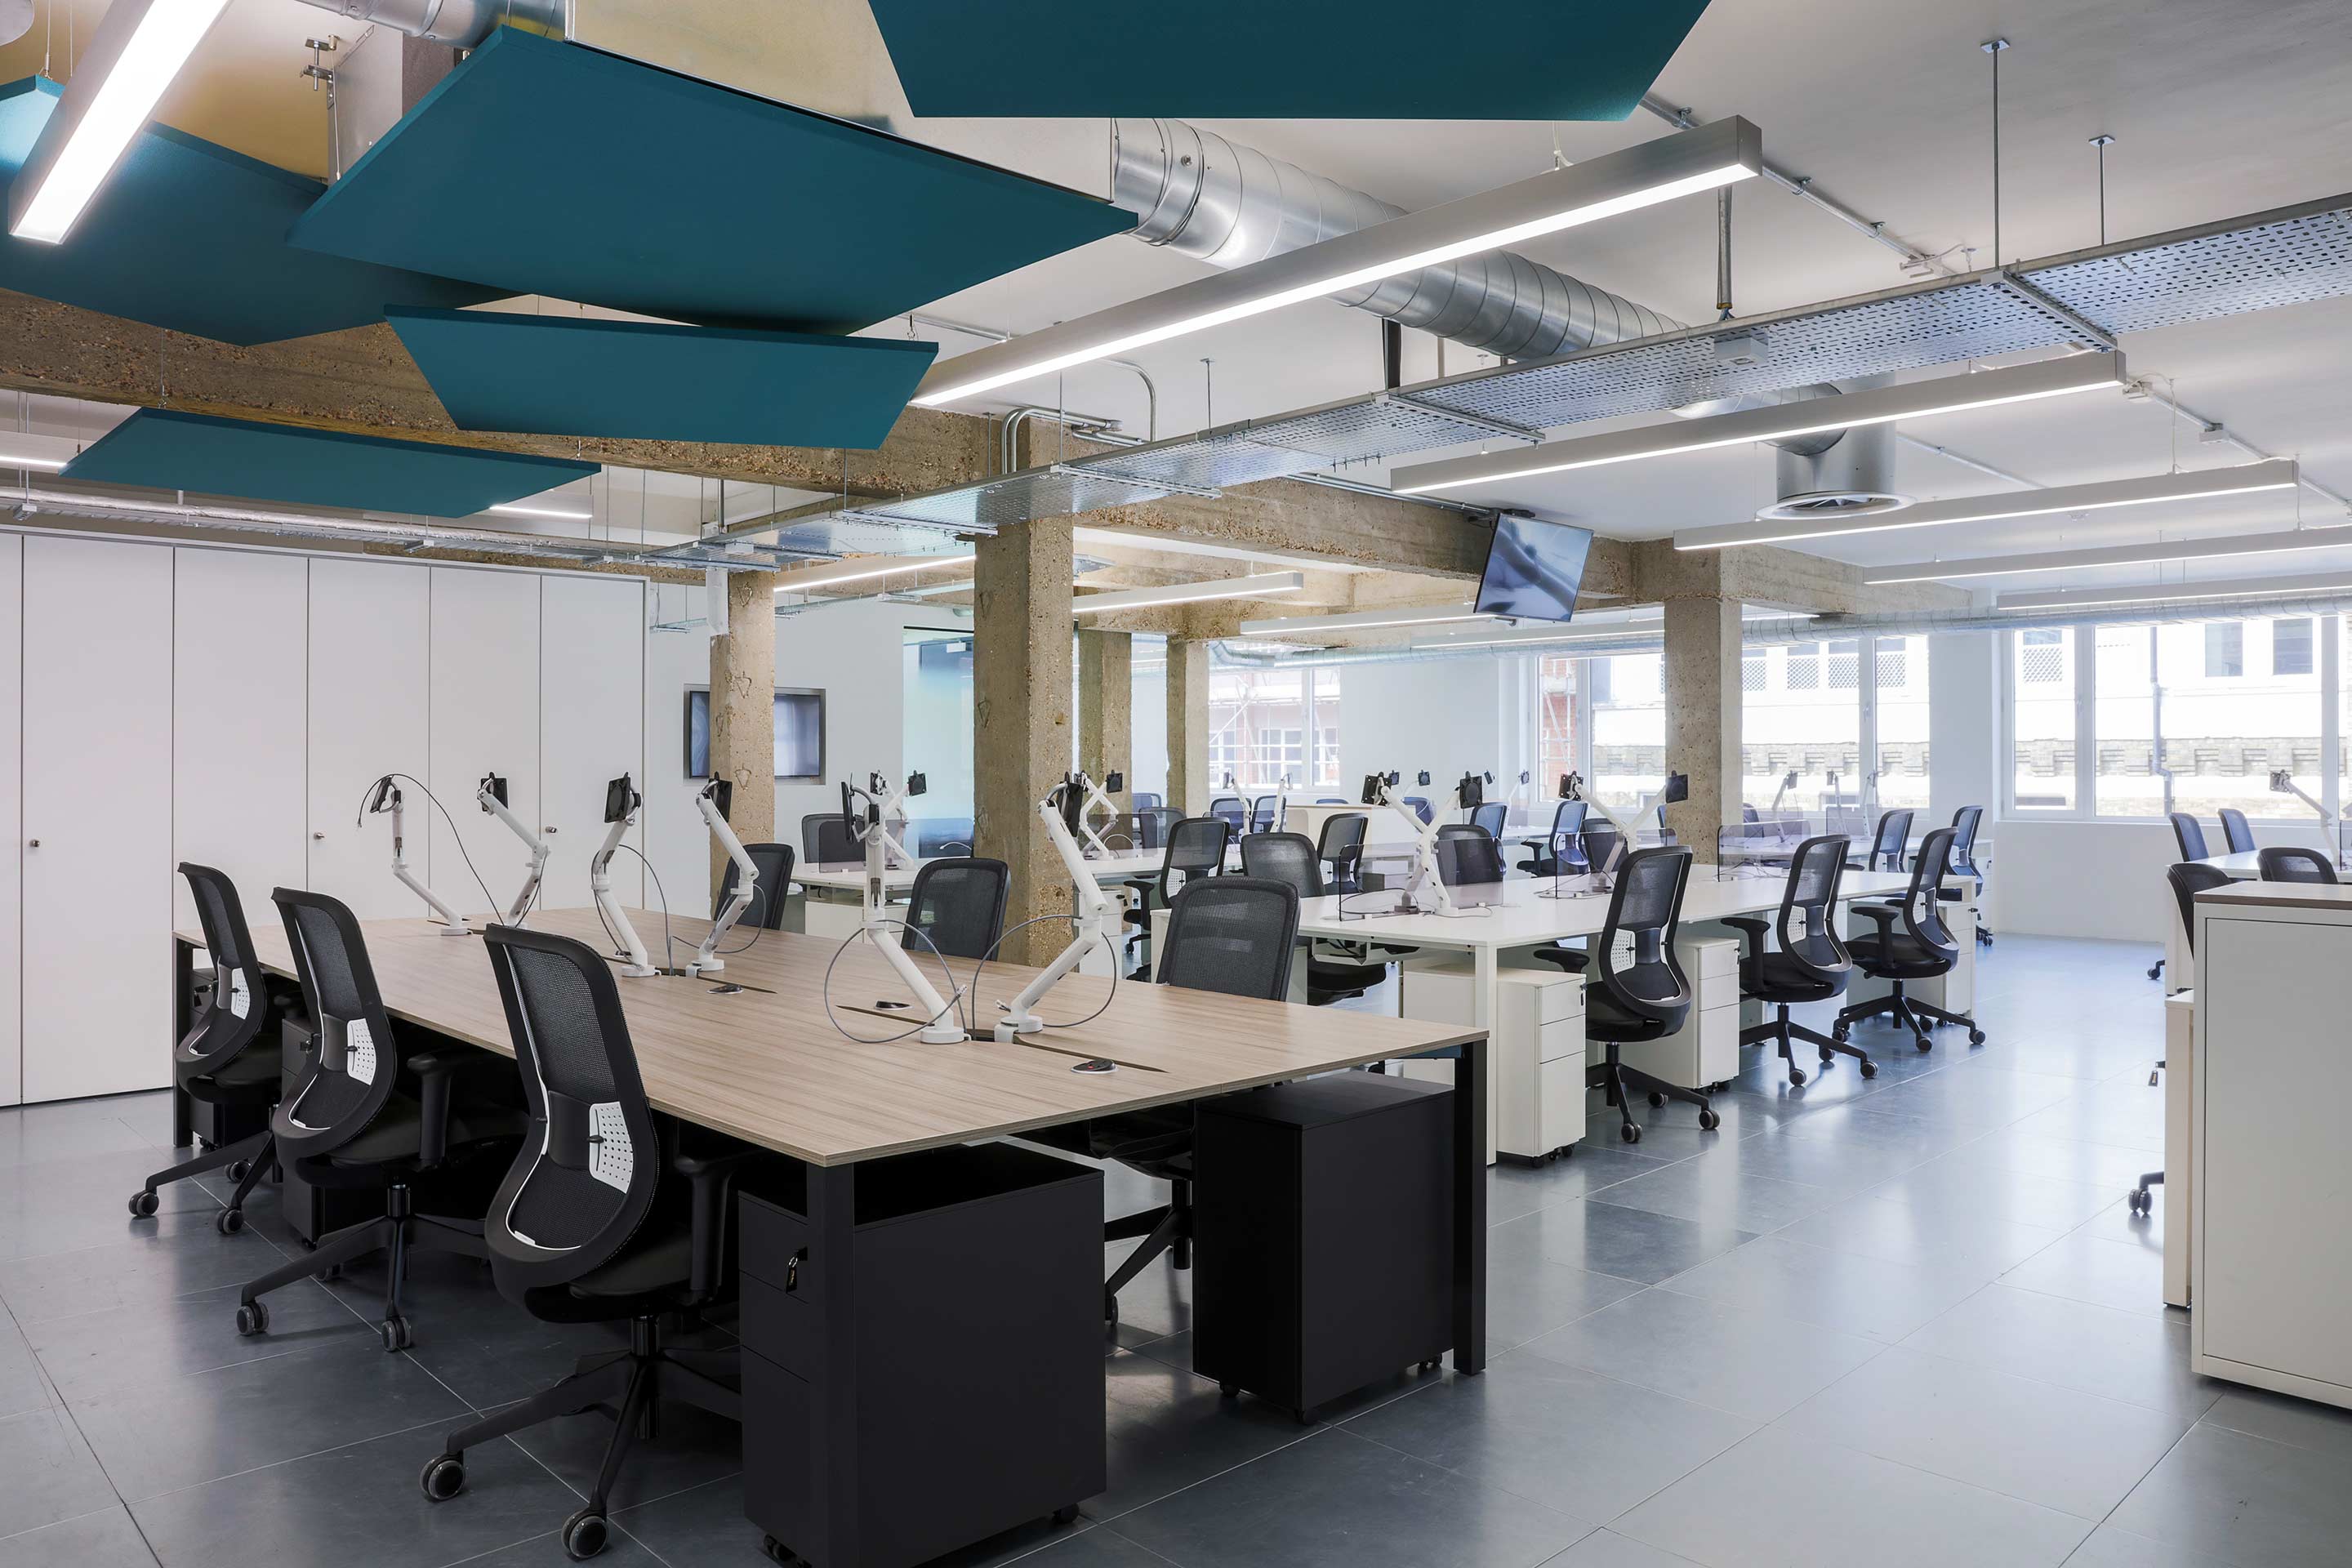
[1111,118,1679,361]
[292,0,566,48]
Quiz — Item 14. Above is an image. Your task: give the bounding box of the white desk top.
[795,852,1165,893]
[2193,850,2267,880]
[1294,869,1913,951]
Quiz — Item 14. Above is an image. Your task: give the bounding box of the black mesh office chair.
[1091,812,1161,853]
[1209,796,1246,833]
[1434,830,1506,888]
[1519,800,1589,877]
[2217,807,2256,854]
[2134,862,2234,1217]
[800,813,859,864]
[1249,795,1281,834]
[1949,805,1993,947]
[1131,792,1164,812]
[1240,832,1388,1004]
[715,842,795,930]
[418,925,755,1561]
[1468,801,1507,839]
[1316,811,1367,893]
[1725,836,1872,1084]
[902,857,1009,960]
[2169,812,2210,862]
[233,890,522,1350]
[2257,845,2336,883]
[1404,795,1435,825]
[131,865,309,1231]
[1853,809,1912,873]
[1581,817,1624,878]
[1122,816,1231,978]
[1833,826,1984,1054]
[1532,847,1710,1143]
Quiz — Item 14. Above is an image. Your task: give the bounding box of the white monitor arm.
[365,775,470,935]
[844,778,964,1043]
[1363,773,1458,916]
[863,771,921,866]
[2270,769,2342,860]
[1075,772,1123,858]
[1561,770,1686,889]
[995,773,1113,1040]
[688,780,759,977]
[475,773,550,926]
[589,775,655,977]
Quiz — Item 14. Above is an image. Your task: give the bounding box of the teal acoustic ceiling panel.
[62,409,598,518]
[0,76,497,345]
[289,28,1137,333]
[386,308,936,448]
[865,1,1715,121]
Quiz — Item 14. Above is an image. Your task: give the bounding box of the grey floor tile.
[0,1407,118,1541]
[501,1394,742,1516]
[126,1423,579,1568]
[444,1528,665,1566]
[1867,1155,2126,1233]
[1900,1284,2222,1420]
[1102,1246,1192,1348]
[1769,1191,2065,1283]
[1583,1159,1838,1235]
[24,1279,368,1402]
[1771,1102,1986,1160]
[617,1472,1091,1567]
[0,1106,159,1167]
[1614,1426,2091,1568]
[1517,1287,1884,1423]
[2198,1385,2352,1461]
[0,1149,228,1271]
[1863,1065,2082,1130]
[1932,1127,2162,1190]
[1539,1529,1704,1566]
[0,1506,157,1568]
[1999,1229,2168,1318]
[2109,1422,2352,1568]
[1346,1351,1755,1526]
[2060,1523,2234,1568]
[1111,1427,1590,1568]
[1089,1349,1315,1521]
[1483,1226,1646,1352]
[1686,1124,1940,1193]
[0,1225,285,1327]
[1129,1331,1450,1425]
[1659,1234,1984,1344]
[323,1251,619,1413]
[0,1318,55,1421]
[1775,1344,2190,1521]
[1015,1526,1180,1566]
[1500,1200,1757,1286]
[1489,1147,1668,1221]
[71,1335,471,1502]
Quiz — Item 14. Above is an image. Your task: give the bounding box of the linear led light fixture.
[1392,352,2127,497]
[774,554,976,593]
[1072,571,1305,615]
[8,0,234,244]
[911,118,1762,409]
[1416,625,1663,652]
[1864,526,2352,584]
[0,452,69,471]
[1673,458,2299,550]
[1998,569,2352,612]
[1237,603,1491,637]
[486,502,595,521]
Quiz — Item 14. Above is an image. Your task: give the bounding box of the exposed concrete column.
[1077,628,1133,811]
[973,518,1076,964]
[1661,595,1742,860]
[707,570,778,896]
[1165,638,1211,815]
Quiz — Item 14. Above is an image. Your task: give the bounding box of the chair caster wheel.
[1832,1027,1851,1045]
[315,1263,344,1282]
[1818,1046,1835,1063]
[1860,1060,1878,1079]
[1053,1504,1080,1526]
[1914,1036,1934,1053]
[2129,1187,2152,1214]
[1619,1123,1642,1144]
[214,1208,244,1236]
[379,1314,412,1352]
[235,1299,268,1336]
[128,1190,158,1218]
[1788,1067,1806,1086]
[419,1453,465,1502]
[1218,1381,1240,1397]
[561,1507,609,1561]
[1968,1030,1986,1046]
[1698,1109,1720,1131]
[761,1536,802,1566]
[1646,1092,1665,1107]
[1419,1359,1441,1373]
[225,1160,250,1183]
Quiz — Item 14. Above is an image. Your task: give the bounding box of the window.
[903,630,975,819]
[2275,618,2314,676]
[1741,650,1764,693]
[1828,639,1860,689]
[1785,643,1820,691]
[1537,655,1583,795]
[684,687,824,781]
[1744,639,1862,822]
[2010,627,2077,810]
[2020,628,2066,683]
[1208,665,1342,791]
[1874,635,1931,813]
[1589,651,1663,810]
[2205,621,2243,678]
[1129,635,1168,802]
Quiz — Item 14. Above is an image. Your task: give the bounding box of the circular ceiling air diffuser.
[1753,490,1913,523]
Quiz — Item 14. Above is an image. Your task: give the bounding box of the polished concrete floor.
[2,934,2346,1567]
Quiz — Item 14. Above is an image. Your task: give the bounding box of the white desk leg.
[2163,906,2190,995]
[1474,943,1499,1163]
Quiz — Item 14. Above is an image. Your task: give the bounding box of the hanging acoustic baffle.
[289,27,1137,333]
[0,76,497,345]
[863,0,1714,121]
[386,308,937,448]
[62,409,599,518]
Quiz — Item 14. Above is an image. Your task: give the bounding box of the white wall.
[1339,657,1508,840]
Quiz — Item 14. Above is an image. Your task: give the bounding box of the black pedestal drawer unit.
[1193,1074,1454,1418]
[739,1143,1104,1568]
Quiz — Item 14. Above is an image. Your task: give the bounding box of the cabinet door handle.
[313,831,327,840]
[25,839,37,849]
[784,1247,807,1293]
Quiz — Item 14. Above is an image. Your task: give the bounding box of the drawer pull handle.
[784,1248,807,1293]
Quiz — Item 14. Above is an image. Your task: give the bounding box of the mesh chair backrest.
[1092,812,1160,853]
[1209,797,1245,830]
[1469,802,1507,838]
[1158,816,1229,902]
[1436,832,1506,887]
[480,924,659,1297]
[1949,805,1984,872]
[902,858,1009,960]
[1596,847,1694,1024]
[1775,835,1853,981]
[1249,796,1279,833]
[1156,876,1299,1001]
[717,842,795,929]
[1316,812,1366,868]
[2168,861,2234,955]
[2218,807,2256,854]
[2258,846,2338,884]
[1548,800,1590,869]
[2169,812,2210,862]
[271,888,400,1155]
[1583,816,1623,875]
[177,863,270,1077]
[1896,826,1961,960]
[1131,792,1163,811]
[1240,832,1325,899]
[1405,795,1434,824]
[1868,809,1913,871]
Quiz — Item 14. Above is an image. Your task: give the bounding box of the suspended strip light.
[1998,570,2352,612]
[1236,603,1492,637]
[485,502,595,521]
[773,554,976,592]
[911,118,1762,409]
[1672,458,2298,551]
[1392,352,2127,497]
[1072,571,1305,615]
[1864,526,2352,584]
[8,0,234,244]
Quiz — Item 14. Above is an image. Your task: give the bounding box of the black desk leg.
[171,937,195,1149]
[808,1161,860,1567]
[1451,1032,1488,1374]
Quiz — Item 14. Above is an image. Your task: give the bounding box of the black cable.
[608,843,675,972]
[820,919,966,1045]
[356,773,501,920]
[964,913,1122,1034]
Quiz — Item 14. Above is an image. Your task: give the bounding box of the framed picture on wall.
[684,686,825,781]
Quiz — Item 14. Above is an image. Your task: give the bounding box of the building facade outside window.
[1207,665,1344,791]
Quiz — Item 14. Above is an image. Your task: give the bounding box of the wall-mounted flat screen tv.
[1475,515,1594,624]
[684,687,825,781]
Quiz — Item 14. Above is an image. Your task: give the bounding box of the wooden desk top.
[2195,880,2352,913]
[1293,869,1913,950]
[187,906,1480,1169]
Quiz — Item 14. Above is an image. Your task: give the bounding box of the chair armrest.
[1531,944,1590,973]
[1846,900,1900,930]
[1718,914,1769,960]
[674,1142,762,1298]
[407,1049,510,1168]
